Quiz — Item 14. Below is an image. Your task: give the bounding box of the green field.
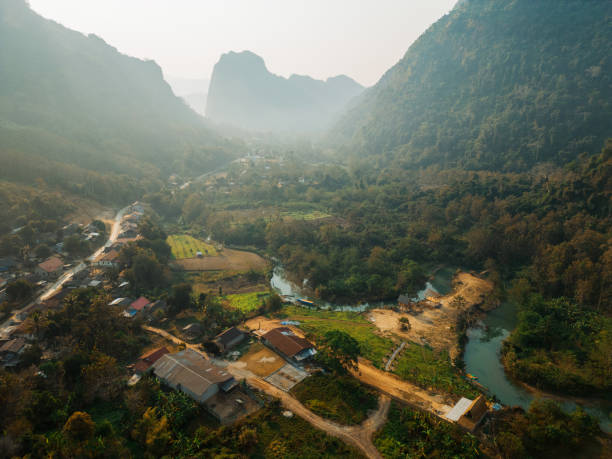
[280,210,332,221]
[281,306,394,368]
[167,234,217,259]
[224,291,269,312]
[394,345,480,398]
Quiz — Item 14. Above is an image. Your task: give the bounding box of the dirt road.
[247,376,390,459]
[353,359,452,416]
[142,325,209,359]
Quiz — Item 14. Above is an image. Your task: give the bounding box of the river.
[271,264,611,432]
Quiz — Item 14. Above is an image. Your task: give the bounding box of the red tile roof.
[130,296,151,311]
[38,256,63,273]
[263,327,313,357]
[134,346,169,373]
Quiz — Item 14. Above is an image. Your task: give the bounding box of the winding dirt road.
[143,325,390,458]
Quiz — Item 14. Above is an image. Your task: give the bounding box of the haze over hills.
[0,0,237,201]
[166,75,209,117]
[206,50,364,133]
[333,0,612,171]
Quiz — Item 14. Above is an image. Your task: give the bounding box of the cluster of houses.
[127,323,318,424]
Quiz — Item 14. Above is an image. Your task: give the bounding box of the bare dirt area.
[65,196,115,225]
[353,359,453,416]
[175,248,268,272]
[237,342,285,377]
[368,272,493,359]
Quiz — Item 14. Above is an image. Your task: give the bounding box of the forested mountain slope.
[206,51,364,133]
[333,0,611,171]
[0,0,237,202]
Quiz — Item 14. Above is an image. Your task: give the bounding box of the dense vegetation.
[333,0,611,172]
[291,373,378,425]
[490,400,604,459]
[503,295,612,396]
[374,402,480,458]
[0,0,238,203]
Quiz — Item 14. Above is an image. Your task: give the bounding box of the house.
[0,257,17,273]
[0,338,27,366]
[262,327,316,363]
[134,346,169,374]
[62,223,81,236]
[214,327,247,353]
[36,256,64,279]
[125,296,151,317]
[109,297,133,308]
[397,294,412,309]
[182,322,203,338]
[445,395,488,432]
[95,250,120,269]
[152,349,236,403]
[118,229,137,239]
[148,300,167,314]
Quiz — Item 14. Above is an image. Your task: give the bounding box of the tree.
[131,407,171,455]
[63,412,95,442]
[6,279,34,302]
[315,330,361,374]
[168,282,193,315]
[34,244,52,259]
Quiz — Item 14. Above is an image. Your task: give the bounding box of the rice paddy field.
[167,234,217,259]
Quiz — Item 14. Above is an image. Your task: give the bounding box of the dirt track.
[142,325,209,359]
[353,359,451,415]
[247,376,390,459]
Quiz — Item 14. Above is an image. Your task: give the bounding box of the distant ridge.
[206,50,364,133]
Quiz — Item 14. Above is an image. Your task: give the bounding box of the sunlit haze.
[27,0,456,86]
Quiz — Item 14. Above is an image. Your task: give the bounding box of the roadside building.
[214,327,247,353]
[109,297,133,308]
[95,250,120,269]
[134,346,169,374]
[0,257,17,273]
[182,322,203,338]
[445,395,488,432]
[152,349,237,403]
[262,327,316,363]
[125,296,151,317]
[0,337,27,366]
[36,256,64,279]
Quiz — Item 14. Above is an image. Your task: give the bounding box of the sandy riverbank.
[367,272,494,360]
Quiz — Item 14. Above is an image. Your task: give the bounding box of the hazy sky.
[28,0,456,87]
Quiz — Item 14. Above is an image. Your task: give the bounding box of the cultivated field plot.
[238,342,285,377]
[224,291,270,312]
[167,234,217,259]
[176,248,268,272]
[265,363,309,391]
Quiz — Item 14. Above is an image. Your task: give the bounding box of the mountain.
[332,0,612,171]
[166,75,209,116]
[0,0,236,201]
[206,51,364,133]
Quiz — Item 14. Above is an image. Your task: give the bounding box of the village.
[0,200,497,459]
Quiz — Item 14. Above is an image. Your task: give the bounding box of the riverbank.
[367,271,494,360]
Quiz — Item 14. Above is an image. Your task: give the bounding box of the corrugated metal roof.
[263,327,313,357]
[153,350,233,397]
[446,397,473,421]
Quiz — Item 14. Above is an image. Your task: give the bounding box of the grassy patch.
[393,344,480,398]
[374,402,480,458]
[291,373,378,425]
[223,291,270,312]
[281,306,394,368]
[281,210,332,221]
[167,234,217,259]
